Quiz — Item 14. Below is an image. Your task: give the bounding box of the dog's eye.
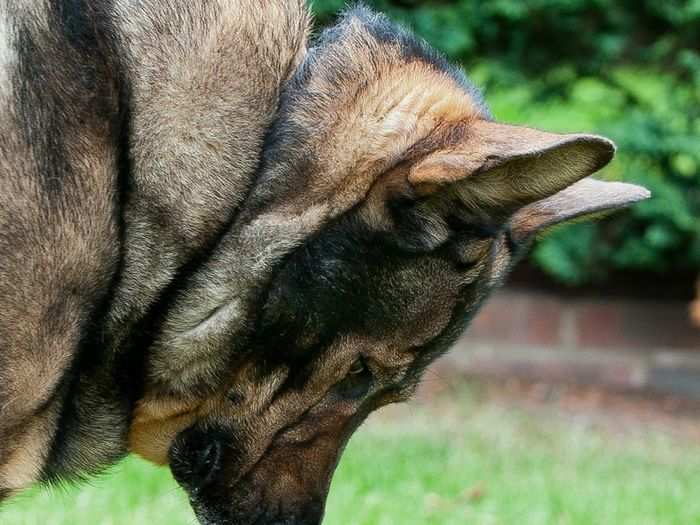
[226,389,244,405]
[335,357,371,399]
[348,357,366,375]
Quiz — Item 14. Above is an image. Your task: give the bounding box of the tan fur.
[129,398,202,465]
[130,360,294,465]
[275,66,479,217]
[511,177,650,242]
[0,3,649,521]
[0,413,54,493]
[409,122,615,204]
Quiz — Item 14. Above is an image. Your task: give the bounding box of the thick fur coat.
[0,1,648,523]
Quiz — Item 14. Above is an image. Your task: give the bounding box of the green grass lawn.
[3,387,700,525]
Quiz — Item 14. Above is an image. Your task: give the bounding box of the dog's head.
[128,8,649,524]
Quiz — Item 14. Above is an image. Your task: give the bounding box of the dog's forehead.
[266,221,472,334]
[334,257,462,352]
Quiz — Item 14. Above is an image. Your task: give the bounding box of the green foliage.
[313,0,700,285]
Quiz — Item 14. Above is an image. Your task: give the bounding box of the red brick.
[574,301,627,349]
[466,291,563,347]
[464,288,700,353]
[574,299,700,351]
[620,301,700,350]
[518,294,563,347]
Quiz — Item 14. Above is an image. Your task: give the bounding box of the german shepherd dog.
[0,1,649,523]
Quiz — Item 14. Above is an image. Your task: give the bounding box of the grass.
[3,386,700,525]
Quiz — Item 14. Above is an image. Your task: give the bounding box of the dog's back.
[0,0,309,496]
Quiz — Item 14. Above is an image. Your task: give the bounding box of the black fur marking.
[407,276,489,383]
[14,24,72,197]
[333,361,372,400]
[54,0,99,54]
[256,200,494,403]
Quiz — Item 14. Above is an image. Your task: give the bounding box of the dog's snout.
[192,506,323,525]
[192,440,222,486]
[256,508,323,525]
[238,516,322,525]
[170,427,223,493]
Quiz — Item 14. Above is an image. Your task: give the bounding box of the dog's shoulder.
[0,0,313,496]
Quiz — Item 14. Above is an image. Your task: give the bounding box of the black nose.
[256,516,322,525]
[280,520,321,525]
[193,440,221,484]
[197,502,324,525]
[170,427,223,492]
[190,505,324,525]
[266,504,324,525]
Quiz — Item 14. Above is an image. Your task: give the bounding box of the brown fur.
[0,0,121,492]
[0,0,310,493]
[0,2,648,523]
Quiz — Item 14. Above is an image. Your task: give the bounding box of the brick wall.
[443,288,700,399]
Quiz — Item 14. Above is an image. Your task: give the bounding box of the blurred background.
[2,2,699,524]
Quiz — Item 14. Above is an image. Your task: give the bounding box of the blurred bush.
[313,1,700,286]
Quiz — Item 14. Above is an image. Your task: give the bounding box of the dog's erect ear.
[409,120,616,204]
[509,177,650,242]
[408,120,649,238]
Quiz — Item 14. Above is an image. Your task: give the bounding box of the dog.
[0,1,649,523]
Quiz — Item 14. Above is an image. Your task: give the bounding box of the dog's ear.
[408,120,649,239]
[509,176,650,242]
